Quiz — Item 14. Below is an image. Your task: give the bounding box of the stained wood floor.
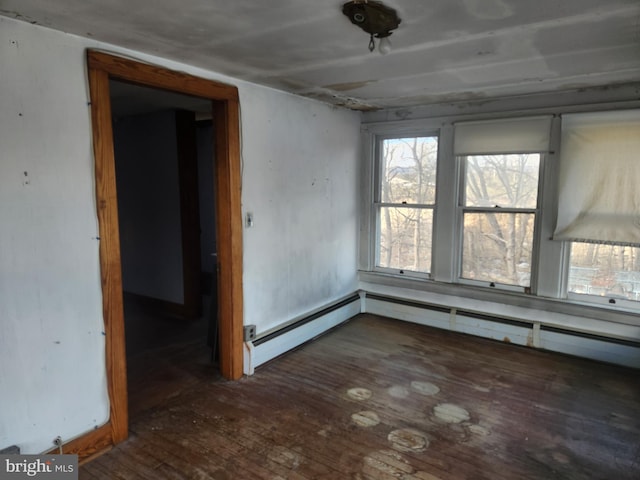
[81,314,640,480]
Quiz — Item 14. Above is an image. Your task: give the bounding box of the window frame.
[566,242,640,310]
[360,111,640,317]
[372,131,440,279]
[554,109,640,310]
[454,152,545,293]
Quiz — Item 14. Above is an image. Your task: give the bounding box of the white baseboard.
[364,293,640,369]
[243,294,362,375]
[243,291,639,374]
[539,328,640,367]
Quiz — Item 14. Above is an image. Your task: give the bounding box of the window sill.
[358,270,640,333]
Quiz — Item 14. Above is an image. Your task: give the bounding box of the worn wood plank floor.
[81,314,640,479]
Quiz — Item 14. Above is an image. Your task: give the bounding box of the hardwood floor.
[81,314,640,479]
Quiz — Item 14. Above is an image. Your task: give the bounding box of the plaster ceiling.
[2,0,640,110]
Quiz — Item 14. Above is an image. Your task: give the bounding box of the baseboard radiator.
[242,291,639,374]
[243,293,362,375]
[363,293,640,369]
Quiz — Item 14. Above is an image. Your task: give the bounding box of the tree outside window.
[377,136,438,274]
[569,244,640,301]
[460,154,541,288]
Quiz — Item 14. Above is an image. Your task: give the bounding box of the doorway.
[87,50,244,452]
[110,84,219,417]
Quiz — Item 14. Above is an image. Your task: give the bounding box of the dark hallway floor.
[123,294,214,419]
[123,293,211,358]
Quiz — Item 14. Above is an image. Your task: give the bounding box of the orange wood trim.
[175,110,202,318]
[88,66,129,444]
[84,49,244,458]
[46,424,113,462]
[214,98,244,380]
[87,51,239,102]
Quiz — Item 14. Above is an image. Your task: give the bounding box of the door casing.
[79,50,244,456]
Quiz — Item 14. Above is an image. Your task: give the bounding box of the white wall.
[0,17,110,454]
[114,110,184,304]
[241,91,361,334]
[0,16,361,453]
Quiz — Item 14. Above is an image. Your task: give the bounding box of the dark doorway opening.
[110,80,219,417]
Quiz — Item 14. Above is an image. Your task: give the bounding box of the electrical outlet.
[243,325,256,341]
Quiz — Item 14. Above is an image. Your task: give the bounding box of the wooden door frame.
[80,50,244,457]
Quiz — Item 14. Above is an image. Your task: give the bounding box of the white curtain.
[454,116,552,155]
[553,109,640,245]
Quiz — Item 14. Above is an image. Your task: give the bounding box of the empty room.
[1,1,639,479]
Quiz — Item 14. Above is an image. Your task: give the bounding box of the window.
[568,244,640,302]
[454,117,550,290]
[459,154,541,289]
[364,110,640,314]
[375,136,438,275]
[555,109,640,305]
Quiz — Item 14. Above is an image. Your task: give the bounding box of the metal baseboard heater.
[242,290,639,375]
[243,293,362,375]
[363,292,640,368]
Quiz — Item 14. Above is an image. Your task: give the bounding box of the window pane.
[569,243,640,301]
[464,154,540,208]
[381,137,438,205]
[461,212,535,286]
[378,207,433,273]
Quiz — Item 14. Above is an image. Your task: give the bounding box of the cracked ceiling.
[2,0,639,110]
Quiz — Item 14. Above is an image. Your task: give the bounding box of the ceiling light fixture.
[342,0,401,55]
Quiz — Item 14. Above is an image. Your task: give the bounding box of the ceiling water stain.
[277,77,311,91]
[324,80,375,92]
[379,90,490,110]
[296,82,383,110]
[0,9,39,24]
[300,89,380,111]
[343,102,381,112]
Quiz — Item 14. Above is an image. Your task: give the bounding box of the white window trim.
[369,128,441,279]
[359,112,640,317]
[455,153,544,294]
[567,290,640,311]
